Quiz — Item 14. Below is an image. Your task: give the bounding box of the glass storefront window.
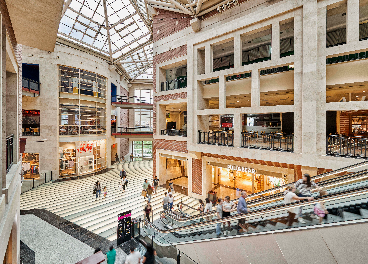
[133,141,152,159]
[22,110,40,136]
[22,153,40,179]
[59,65,106,99]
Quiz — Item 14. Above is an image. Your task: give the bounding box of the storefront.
[59,139,106,177]
[22,153,40,179]
[158,153,188,194]
[209,162,289,199]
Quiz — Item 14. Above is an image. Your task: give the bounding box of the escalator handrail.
[142,186,368,234]
[165,169,368,222]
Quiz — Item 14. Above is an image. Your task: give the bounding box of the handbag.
[93,188,96,194]
[142,190,147,196]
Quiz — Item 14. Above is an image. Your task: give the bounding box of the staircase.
[20,160,199,241]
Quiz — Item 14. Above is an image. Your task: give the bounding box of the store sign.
[227,165,256,173]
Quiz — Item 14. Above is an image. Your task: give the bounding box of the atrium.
[1,0,368,263]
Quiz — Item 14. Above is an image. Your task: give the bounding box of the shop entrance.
[159,154,188,195]
[211,164,287,200]
[22,153,40,179]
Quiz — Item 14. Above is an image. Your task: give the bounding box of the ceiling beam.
[148,4,188,14]
[114,39,153,61]
[146,0,176,8]
[110,12,138,28]
[112,32,150,54]
[168,0,193,15]
[103,0,113,62]
[129,0,152,33]
[196,0,203,14]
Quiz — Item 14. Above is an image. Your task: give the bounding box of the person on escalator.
[314,189,329,224]
[223,196,235,234]
[204,198,213,221]
[237,191,248,233]
[144,201,152,223]
[284,187,314,227]
[216,198,224,237]
[295,174,319,223]
[198,199,204,222]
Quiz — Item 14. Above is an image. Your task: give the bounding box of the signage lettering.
[227,165,256,173]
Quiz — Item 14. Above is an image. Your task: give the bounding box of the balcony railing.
[6,134,14,172]
[241,132,294,152]
[326,135,368,159]
[112,126,153,135]
[59,125,106,135]
[198,130,234,147]
[22,77,40,94]
[161,129,187,137]
[160,76,187,92]
[111,95,152,104]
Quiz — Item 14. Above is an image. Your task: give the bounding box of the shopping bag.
[141,190,147,197]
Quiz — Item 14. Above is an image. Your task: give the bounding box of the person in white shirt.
[204,198,213,221]
[168,194,174,211]
[284,187,314,227]
[222,196,235,233]
[125,247,141,264]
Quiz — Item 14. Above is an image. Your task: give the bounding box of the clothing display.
[22,153,40,179]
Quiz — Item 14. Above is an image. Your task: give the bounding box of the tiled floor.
[20,214,127,264]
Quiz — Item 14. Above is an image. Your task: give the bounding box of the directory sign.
[117,210,132,245]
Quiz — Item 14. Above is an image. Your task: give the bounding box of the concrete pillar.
[251,69,260,107]
[218,74,226,109]
[205,43,212,74]
[347,0,359,44]
[234,34,242,68]
[1,20,6,190]
[301,0,318,155]
[157,104,166,135]
[233,113,242,148]
[293,9,303,154]
[6,72,18,164]
[272,23,280,60]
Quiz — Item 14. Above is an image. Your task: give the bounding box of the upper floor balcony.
[111,95,153,109]
[112,126,153,138]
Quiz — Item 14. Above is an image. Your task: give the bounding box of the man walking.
[142,179,149,199]
[106,245,116,264]
[153,176,159,194]
[163,192,169,211]
[125,247,141,264]
[237,191,248,233]
[216,198,223,237]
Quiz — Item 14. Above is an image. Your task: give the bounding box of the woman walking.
[121,175,128,192]
[144,202,152,223]
[147,184,153,202]
[198,199,204,222]
[168,193,174,211]
[295,173,318,223]
[95,181,101,200]
[204,198,213,221]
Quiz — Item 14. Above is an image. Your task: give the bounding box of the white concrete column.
[157,104,166,135]
[219,74,226,109]
[187,44,195,146]
[234,34,242,68]
[347,0,360,44]
[1,20,6,190]
[205,43,212,74]
[293,9,303,154]
[301,0,318,155]
[251,69,260,107]
[233,113,242,148]
[272,23,280,60]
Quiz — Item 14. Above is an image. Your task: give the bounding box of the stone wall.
[192,158,203,195]
[119,86,129,158]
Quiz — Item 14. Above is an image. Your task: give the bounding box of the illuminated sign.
[227,165,256,173]
[117,210,132,245]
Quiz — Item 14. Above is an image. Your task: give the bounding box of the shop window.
[59,98,106,135]
[135,109,153,128]
[133,141,152,159]
[198,79,219,110]
[326,1,347,48]
[22,153,40,179]
[212,39,234,72]
[280,18,294,58]
[161,103,187,136]
[111,83,117,102]
[241,27,272,66]
[360,0,368,40]
[161,65,187,91]
[22,63,40,93]
[59,65,106,99]
[59,140,106,177]
[22,110,40,136]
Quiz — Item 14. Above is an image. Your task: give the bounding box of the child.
[314,189,329,224]
[103,186,107,198]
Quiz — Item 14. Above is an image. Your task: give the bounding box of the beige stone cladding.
[152,0,368,198]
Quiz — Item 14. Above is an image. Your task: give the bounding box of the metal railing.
[161,129,187,137]
[160,76,187,92]
[6,134,14,172]
[241,132,294,152]
[198,130,234,147]
[326,135,368,159]
[22,77,40,93]
[59,125,106,135]
[113,126,153,135]
[111,95,152,104]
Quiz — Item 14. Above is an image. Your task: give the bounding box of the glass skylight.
[58,0,152,80]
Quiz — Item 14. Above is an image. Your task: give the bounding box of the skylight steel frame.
[58,0,153,80]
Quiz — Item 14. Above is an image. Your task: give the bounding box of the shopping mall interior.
[2,0,368,263]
